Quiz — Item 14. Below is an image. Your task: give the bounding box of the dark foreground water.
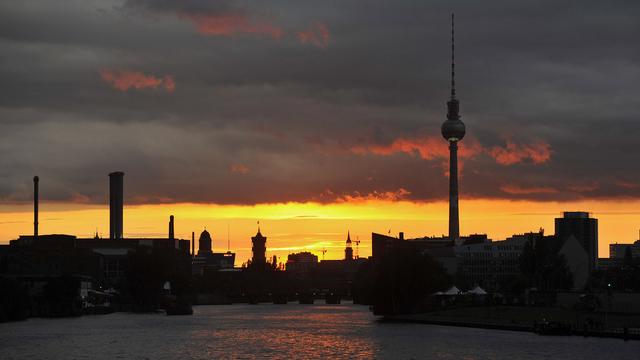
[1,303,639,359]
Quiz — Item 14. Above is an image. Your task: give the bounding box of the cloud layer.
[1,0,639,206]
[100,69,175,92]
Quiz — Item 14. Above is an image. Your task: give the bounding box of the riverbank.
[383,306,640,340]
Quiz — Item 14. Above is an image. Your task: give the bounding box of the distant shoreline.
[382,308,640,341]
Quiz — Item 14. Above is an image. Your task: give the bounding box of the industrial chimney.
[191,231,195,257]
[169,215,175,240]
[169,215,175,249]
[33,176,39,240]
[109,171,124,240]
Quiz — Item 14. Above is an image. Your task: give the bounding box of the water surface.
[1,303,639,359]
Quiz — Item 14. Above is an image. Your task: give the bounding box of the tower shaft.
[448,142,460,242]
[33,176,39,240]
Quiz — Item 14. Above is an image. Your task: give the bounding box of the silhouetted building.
[371,227,592,291]
[2,235,101,279]
[316,257,367,295]
[441,14,466,244]
[345,231,353,261]
[109,171,124,240]
[1,175,192,289]
[555,212,598,271]
[251,227,267,266]
[453,233,531,291]
[285,252,318,279]
[372,232,459,261]
[598,237,640,270]
[192,229,236,275]
[610,240,640,260]
[198,229,212,256]
[2,233,190,287]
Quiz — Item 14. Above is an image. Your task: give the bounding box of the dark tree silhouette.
[519,239,573,290]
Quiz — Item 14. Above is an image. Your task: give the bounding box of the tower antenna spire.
[451,12,456,99]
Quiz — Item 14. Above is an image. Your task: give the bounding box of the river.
[1,303,639,359]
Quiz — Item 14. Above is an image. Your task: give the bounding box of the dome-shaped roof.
[199,229,211,241]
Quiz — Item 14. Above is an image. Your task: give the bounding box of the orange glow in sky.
[2,199,639,265]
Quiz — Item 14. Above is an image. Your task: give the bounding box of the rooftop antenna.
[450,12,456,100]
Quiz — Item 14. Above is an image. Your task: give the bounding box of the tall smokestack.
[169,215,175,249]
[33,176,39,240]
[169,215,175,240]
[191,231,195,257]
[109,171,124,240]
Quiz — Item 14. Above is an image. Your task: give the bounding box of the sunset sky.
[1,1,639,263]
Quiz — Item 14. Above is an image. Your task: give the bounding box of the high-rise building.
[555,212,598,271]
[441,14,466,244]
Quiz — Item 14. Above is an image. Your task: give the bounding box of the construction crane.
[355,237,361,259]
[321,249,327,261]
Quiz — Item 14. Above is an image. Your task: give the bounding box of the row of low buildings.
[284,232,365,279]
[372,211,598,292]
[283,232,368,297]
[597,239,640,270]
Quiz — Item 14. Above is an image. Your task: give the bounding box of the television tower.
[441,13,466,244]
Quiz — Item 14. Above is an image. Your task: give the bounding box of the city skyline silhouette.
[2,3,639,264]
[3,2,640,357]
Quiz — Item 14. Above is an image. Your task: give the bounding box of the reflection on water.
[1,303,639,359]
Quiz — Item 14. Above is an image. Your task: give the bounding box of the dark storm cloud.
[0,0,639,205]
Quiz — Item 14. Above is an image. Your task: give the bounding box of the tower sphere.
[442,98,465,141]
[441,118,466,142]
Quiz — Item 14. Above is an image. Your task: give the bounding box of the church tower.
[345,231,354,261]
[251,225,267,266]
